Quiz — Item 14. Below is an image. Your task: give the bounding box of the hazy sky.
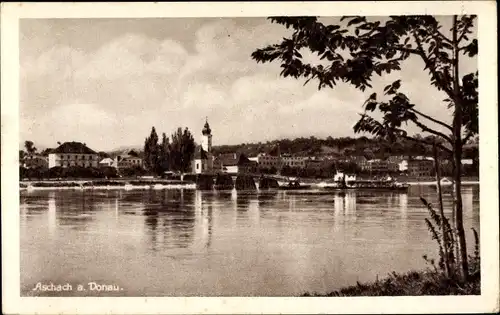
[20,17,477,151]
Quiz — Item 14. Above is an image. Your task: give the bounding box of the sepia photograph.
[1,1,498,314]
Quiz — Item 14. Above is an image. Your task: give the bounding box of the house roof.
[193,146,208,160]
[51,142,97,154]
[117,154,142,161]
[215,153,254,167]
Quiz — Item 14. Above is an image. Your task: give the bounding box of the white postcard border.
[1,1,498,314]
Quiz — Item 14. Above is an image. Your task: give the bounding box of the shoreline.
[303,268,480,296]
[19,181,479,191]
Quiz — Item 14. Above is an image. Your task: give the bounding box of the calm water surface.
[20,185,479,296]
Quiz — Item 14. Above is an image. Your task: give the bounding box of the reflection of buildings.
[288,194,297,212]
[48,191,56,235]
[236,193,251,220]
[399,193,408,220]
[141,190,196,251]
[333,192,357,216]
[193,190,213,250]
[463,186,473,215]
[248,199,260,226]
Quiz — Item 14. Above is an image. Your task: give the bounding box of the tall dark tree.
[144,127,159,172]
[181,128,196,172]
[24,140,37,156]
[169,127,183,172]
[159,133,171,173]
[252,15,478,280]
[169,127,195,172]
[19,150,26,165]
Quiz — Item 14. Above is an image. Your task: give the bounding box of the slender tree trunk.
[452,15,469,280]
[433,145,449,277]
[449,160,460,269]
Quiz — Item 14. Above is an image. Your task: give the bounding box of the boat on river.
[278,179,312,190]
[318,178,409,191]
[438,177,454,186]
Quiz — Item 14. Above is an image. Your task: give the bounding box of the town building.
[350,155,368,170]
[282,155,306,168]
[334,172,357,182]
[23,155,49,169]
[192,119,214,174]
[214,153,258,175]
[99,158,116,168]
[387,155,406,164]
[48,142,99,168]
[364,159,399,174]
[398,159,408,172]
[407,157,435,177]
[251,153,283,170]
[115,151,143,169]
[304,158,325,170]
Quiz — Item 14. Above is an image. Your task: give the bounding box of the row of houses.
[247,153,327,170]
[22,120,476,178]
[192,121,334,175]
[21,142,144,170]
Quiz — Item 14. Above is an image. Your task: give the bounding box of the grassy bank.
[303,270,480,296]
[304,256,480,296]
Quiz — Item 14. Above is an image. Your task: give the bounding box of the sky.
[20,17,477,152]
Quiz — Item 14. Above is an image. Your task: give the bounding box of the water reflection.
[20,185,480,296]
[399,193,408,220]
[333,192,357,217]
[193,190,213,250]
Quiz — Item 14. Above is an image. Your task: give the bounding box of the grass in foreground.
[303,266,480,296]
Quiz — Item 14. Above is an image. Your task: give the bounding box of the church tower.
[201,117,212,153]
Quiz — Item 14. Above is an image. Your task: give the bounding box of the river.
[20,184,479,296]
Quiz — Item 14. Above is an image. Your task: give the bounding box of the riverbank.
[304,235,481,297]
[19,175,480,190]
[20,179,196,190]
[303,265,480,296]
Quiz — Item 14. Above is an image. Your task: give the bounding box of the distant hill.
[29,135,477,161]
[107,145,143,156]
[212,136,479,160]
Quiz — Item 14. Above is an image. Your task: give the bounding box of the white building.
[192,119,214,174]
[398,160,408,171]
[461,159,474,165]
[334,172,356,182]
[253,153,282,169]
[48,142,99,168]
[214,153,258,175]
[99,158,115,167]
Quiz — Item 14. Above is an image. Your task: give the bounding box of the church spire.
[202,117,211,135]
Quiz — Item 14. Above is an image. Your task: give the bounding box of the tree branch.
[413,33,456,101]
[457,24,471,44]
[393,45,421,55]
[412,119,454,144]
[436,29,453,44]
[399,134,453,154]
[409,108,453,131]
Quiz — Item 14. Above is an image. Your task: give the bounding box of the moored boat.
[438,177,453,186]
[279,180,312,190]
[318,179,410,191]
